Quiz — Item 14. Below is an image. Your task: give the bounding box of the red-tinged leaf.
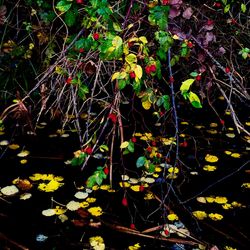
[104,167,109,175]
[72,219,86,227]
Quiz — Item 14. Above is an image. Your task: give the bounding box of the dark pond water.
[0,101,249,250]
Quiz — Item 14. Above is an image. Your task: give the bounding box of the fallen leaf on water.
[196,197,207,203]
[1,185,19,196]
[8,144,20,150]
[17,150,30,157]
[66,201,81,211]
[214,196,228,204]
[167,213,179,221]
[203,165,217,171]
[87,206,103,216]
[205,154,219,163]
[42,208,56,217]
[230,153,241,158]
[0,140,9,146]
[130,185,140,192]
[74,191,88,199]
[208,213,223,221]
[192,210,207,220]
[89,236,105,250]
[241,183,250,189]
[20,193,32,200]
[128,243,141,250]
[225,133,235,138]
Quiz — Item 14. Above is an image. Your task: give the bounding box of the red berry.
[231,19,237,25]
[146,147,152,152]
[150,64,157,72]
[128,42,134,48]
[131,137,137,143]
[66,77,72,84]
[130,223,136,229]
[207,20,214,26]
[220,119,225,125]
[196,75,202,81]
[84,146,93,155]
[108,113,117,124]
[156,153,161,158]
[169,76,174,83]
[225,67,230,73]
[151,141,157,146]
[93,33,100,40]
[145,65,151,74]
[180,141,188,148]
[162,0,169,5]
[129,71,136,79]
[187,41,193,48]
[139,185,145,192]
[76,0,83,4]
[214,2,221,8]
[104,167,109,175]
[122,197,128,207]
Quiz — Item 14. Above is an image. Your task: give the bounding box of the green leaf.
[224,4,230,13]
[162,95,170,110]
[100,144,109,152]
[190,72,198,77]
[128,141,135,153]
[113,22,122,32]
[148,6,170,30]
[148,163,155,173]
[56,0,72,13]
[118,79,127,90]
[78,85,89,100]
[86,176,97,188]
[241,3,246,13]
[180,79,195,93]
[189,91,202,108]
[136,156,146,168]
[64,9,77,27]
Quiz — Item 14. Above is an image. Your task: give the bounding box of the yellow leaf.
[120,141,129,149]
[125,53,137,64]
[196,197,207,203]
[134,64,143,79]
[139,36,148,44]
[167,213,179,221]
[130,185,141,192]
[87,206,103,216]
[241,183,250,189]
[112,72,120,81]
[17,150,30,157]
[112,36,123,48]
[168,167,179,174]
[205,154,219,163]
[203,165,217,171]
[8,144,20,150]
[180,79,195,93]
[206,196,215,203]
[193,211,207,220]
[172,34,180,40]
[119,181,130,188]
[129,243,141,250]
[208,213,223,221]
[224,150,232,155]
[42,208,56,217]
[230,153,240,158]
[142,100,151,110]
[215,196,228,204]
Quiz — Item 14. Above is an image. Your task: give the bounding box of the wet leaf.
[120,141,129,149]
[89,236,105,250]
[20,193,32,200]
[230,153,240,158]
[66,201,81,211]
[74,191,88,199]
[42,208,56,217]
[17,150,30,157]
[214,196,228,204]
[208,213,223,221]
[203,165,217,171]
[8,144,20,150]
[87,206,103,216]
[167,213,179,221]
[192,210,207,220]
[205,154,219,163]
[130,185,140,192]
[1,185,19,196]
